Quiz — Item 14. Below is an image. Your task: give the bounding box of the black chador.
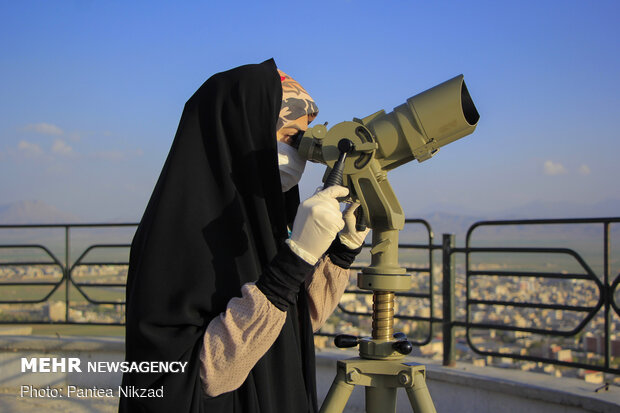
[119,59,318,412]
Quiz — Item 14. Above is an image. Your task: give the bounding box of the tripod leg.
[319,367,355,413]
[405,371,436,413]
[366,386,397,413]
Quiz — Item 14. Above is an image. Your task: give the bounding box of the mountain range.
[0,198,618,229]
[0,200,83,225]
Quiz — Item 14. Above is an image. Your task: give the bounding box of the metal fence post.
[65,225,70,322]
[604,222,610,369]
[442,233,456,366]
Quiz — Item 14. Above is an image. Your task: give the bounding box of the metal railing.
[0,218,618,375]
[454,218,620,374]
[0,223,136,325]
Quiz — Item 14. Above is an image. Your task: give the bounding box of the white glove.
[338,202,370,249]
[287,186,349,265]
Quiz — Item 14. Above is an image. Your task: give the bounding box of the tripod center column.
[372,291,395,340]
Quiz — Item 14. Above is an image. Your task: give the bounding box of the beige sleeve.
[305,256,351,333]
[199,282,286,397]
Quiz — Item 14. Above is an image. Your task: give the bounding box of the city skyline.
[1,1,619,222]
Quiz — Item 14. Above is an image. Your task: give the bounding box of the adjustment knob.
[337,138,355,154]
[334,334,360,348]
[392,340,413,355]
[323,139,355,189]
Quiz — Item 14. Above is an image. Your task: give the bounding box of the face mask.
[277,140,306,192]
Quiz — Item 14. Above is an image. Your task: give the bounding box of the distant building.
[583,334,620,357]
[582,370,604,384]
[47,301,65,322]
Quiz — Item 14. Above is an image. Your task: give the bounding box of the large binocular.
[296,75,479,291]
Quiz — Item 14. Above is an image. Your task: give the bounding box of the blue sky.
[1,1,619,221]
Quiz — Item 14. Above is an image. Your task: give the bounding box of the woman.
[119,59,368,413]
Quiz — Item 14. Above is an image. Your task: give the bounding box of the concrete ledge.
[0,335,124,390]
[0,336,619,412]
[0,335,124,353]
[316,349,620,413]
[0,327,33,336]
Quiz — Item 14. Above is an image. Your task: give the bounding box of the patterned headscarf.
[277,69,319,130]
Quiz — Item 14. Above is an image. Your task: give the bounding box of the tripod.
[319,290,437,413]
